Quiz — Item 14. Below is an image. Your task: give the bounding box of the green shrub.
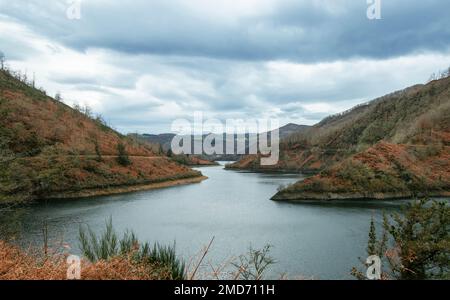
[78,218,186,280]
[352,199,450,280]
[94,139,103,162]
[117,143,131,166]
[138,242,186,280]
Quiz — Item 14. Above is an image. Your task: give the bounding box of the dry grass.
[0,241,170,280]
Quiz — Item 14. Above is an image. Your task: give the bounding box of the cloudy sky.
[0,0,449,133]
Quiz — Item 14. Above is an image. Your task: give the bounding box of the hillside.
[271,76,450,201]
[228,78,450,199]
[0,69,204,204]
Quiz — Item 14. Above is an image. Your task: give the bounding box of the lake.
[0,162,416,279]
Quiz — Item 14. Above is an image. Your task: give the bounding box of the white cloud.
[1,2,449,133]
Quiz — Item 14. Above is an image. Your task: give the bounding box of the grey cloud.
[49,72,137,89]
[1,0,450,62]
[1,0,449,134]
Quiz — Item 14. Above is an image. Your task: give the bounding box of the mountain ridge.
[136,123,310,162]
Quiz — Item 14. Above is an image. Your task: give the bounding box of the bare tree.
[23,70,28,84]
[83,105,93,118]
[55,92,62,102]
[0,51,5,70]
[428,72,437,82]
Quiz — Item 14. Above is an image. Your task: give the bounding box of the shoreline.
[41,176,208,200]
[224,166,315,175]
[189,163,220,167]
[271,191,450,202]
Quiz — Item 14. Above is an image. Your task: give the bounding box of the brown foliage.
[0,241,168,280]
[0,70,203,203]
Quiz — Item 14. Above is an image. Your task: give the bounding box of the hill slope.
[271,76,450,200]
[232,78,450,200]
[0,70,204,204]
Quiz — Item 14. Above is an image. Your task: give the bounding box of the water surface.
[1,162,417,279]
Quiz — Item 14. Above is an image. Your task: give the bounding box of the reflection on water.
[0,162,424,279]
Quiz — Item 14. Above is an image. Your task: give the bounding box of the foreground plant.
[352,199,450,280]
[0,240,172,280]
[232,244,276,280]
[79,218,186,280]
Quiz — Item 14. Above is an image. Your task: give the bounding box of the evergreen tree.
[55,92,62,102]
[94,139,103,162]
[353,199,449,280]
[0,51,5,70]
[367,216,377,256]
[117,143,131,166]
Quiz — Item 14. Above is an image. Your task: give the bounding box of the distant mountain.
[140,133,176,152]
[0,69,203,204]
[277,123,310,139]
[136,123,310,161]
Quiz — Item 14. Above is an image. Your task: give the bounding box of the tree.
[73,103,82,113]
[93,139,103,162]
[117,143,131,166]
[95,114,107,127]
[0,51,5,70]
[428,73,437,82]
[232,244,276,280]
[352,199,449,280]
[158,144,165,155]
[22,71,28,84]
[55,92,62,102]
[367,216,378,256]
[82,105,93,119]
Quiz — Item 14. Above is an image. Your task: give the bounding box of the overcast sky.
[1,0,449,133]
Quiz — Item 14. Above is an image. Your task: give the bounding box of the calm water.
[1,162,417,279]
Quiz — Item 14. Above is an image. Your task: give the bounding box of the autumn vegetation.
[228,70,450,200]
[0,68,204,204]
[0,214,278,280]
[0,240,175,280]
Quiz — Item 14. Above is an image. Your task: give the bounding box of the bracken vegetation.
[0,240,176,280]
[0,67,203,204]
[267,70,450,200]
